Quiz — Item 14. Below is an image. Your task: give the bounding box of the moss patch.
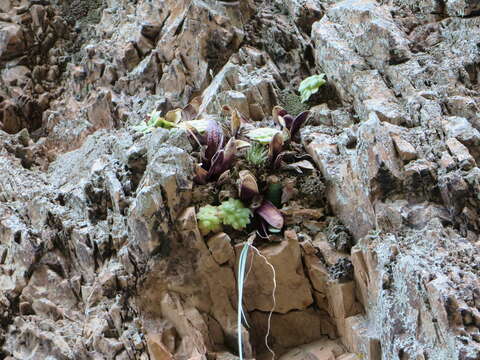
[278,89,309,117]
[61,0,105,26]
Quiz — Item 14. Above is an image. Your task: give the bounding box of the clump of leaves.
[194,120,237,184]
[245,127,282,144]
[272,106,310,141]
[245,143,268,167]
[133,110,177,133]
[219,198,253,230]
[299,74,326,103]
[196,199,252,235]
[238,170,284,237]
[197,205,222,236]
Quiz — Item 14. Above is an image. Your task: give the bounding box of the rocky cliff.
[1,0,480,359]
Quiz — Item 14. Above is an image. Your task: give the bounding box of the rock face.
[1,0,480,360]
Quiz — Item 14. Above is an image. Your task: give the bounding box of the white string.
[248,244,277,360]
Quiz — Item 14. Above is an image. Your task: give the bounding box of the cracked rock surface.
[1,0,480,359]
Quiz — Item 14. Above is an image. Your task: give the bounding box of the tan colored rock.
[327,281,362,337]
[343,315,381,360]
[207,232,234,265]
[439,151,456,171]
[251,310,338,355]
[446,137,476,170]
[350,247,370,309]
[1,65,30,86]
[86,90,116,130]
[0,23,25,60]
[147,334,174,360]
[278,338,345,360]
[302,241,330,311]
[239,230,313,313]
[313,234,345,267]
[392,135,417,161]
[336,353,361,360]
[116,42,141,72]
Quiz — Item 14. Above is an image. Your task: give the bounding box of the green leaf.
[299,74,326,103]
[183,119,211,133]
[246,127,282,144]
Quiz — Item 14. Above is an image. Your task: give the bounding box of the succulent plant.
[197,205,222,235]
[272,106,310,140]
[133,110,177,133]
[219,198,252,230]
[245,127,282,144]
[255,201,284,236]
[299,74,326,103]
[245,143,268,167]
[194,120,237,184]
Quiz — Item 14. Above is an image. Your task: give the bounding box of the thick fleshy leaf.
[282,160,315,173]
[299,74,326,103]
[273,151,286,170]
[235,139,252,150]
[165,108,183,124]
[193,164,208,185]
[231,108,242,137]
[268,132,284,165]
[257,219,270,239]
[147,110,161,126]
[256,201,284,229]
[290,111,310,138]
[246,127,282,144]
[207,150,225,180]
[283,114,294,129]
[272,106,288,127]
[221,137,237,173]
[183,96,201,120]
[217,170,231,185]
[184,119,210,133]
[205,120,224,163]
[239,170,259,203]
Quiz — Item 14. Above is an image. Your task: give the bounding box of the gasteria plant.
[194,120,237,184]
[238,170,284,237]
[272,105,310,140]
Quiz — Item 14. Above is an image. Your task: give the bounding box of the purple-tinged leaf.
[205,138,237,181]
[273,151,286,170]
[217,170,231,185]
[205,120,224,164]
[206,150,225,180]
[193,164,208,185]
[268,132,284,166]
[255,218,270,240]
[256,201,284,229]
[283,114,294,129]
[231,108,241,137]
[272,106,288,127]
[220,137,237,174]
[289,111,310,139]
[239,170,259,203]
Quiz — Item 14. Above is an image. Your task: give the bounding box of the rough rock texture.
[1,0,480,360]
